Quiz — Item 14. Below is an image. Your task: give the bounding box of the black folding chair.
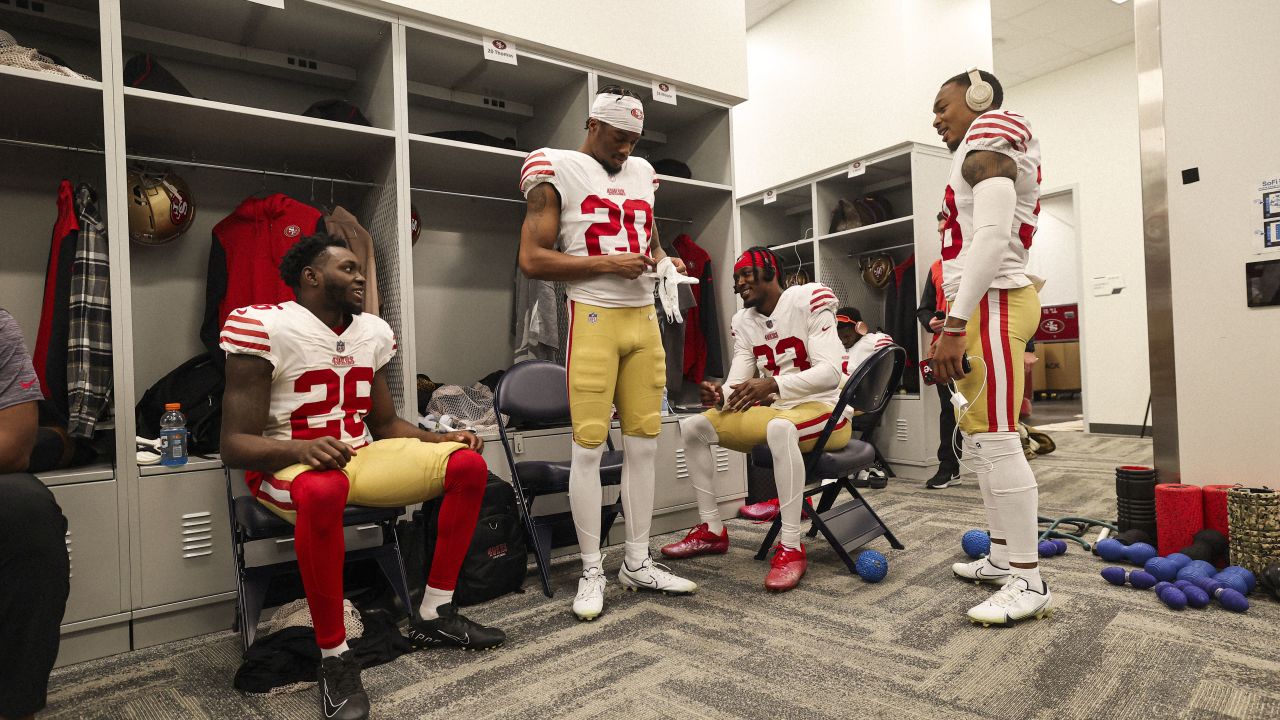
[492,360,624,598]
[224,470,413,650]
[752,345,907,573]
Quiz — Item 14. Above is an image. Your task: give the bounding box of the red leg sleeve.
[289,469,350,650]
[425,450,487,591]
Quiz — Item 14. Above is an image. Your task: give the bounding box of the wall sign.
[847,160,866,178]
[1256,176,1280,252]
[1035,303,1079,342]
[763,189,776,205]
[482,36,518,65]
[651,81,677,105]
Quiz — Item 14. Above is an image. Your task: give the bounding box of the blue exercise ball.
[961,529,990,559]
[855,550,889,583]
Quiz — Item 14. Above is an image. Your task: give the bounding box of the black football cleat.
[318,650,369,720]
[406,603,506,651]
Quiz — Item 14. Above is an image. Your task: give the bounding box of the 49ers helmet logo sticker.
[492,39,507,50]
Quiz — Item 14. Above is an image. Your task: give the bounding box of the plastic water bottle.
[159,402,188,467]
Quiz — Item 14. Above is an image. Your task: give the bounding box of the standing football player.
[518,85,697,620]
[929,69,1050,625]
[221,234,505,720]
[659,248,847,592]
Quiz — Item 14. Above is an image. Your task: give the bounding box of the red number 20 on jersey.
[581,196,653,256]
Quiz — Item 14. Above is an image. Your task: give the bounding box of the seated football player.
[660,247,848,592]
[737,305,895,515]
[220,233,505,720]
[836,306,894,375]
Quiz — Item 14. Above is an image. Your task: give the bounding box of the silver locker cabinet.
[136,470,235,608]
[51,480,124,624]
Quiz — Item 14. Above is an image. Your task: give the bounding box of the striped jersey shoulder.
[220,304,279,354]
[966,110,1033,152]
[798,280,839,313]
[519,148,557,196]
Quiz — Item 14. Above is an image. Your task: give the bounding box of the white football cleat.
[967,577,1054,627]
[618,557,698,595]
[952,557,1013,586]
[572,566,607,621]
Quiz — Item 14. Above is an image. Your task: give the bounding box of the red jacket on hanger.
[33,180,81,409]
[200,194,323,357]
[674,233,721,383]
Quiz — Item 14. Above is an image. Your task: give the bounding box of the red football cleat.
[738,498,809,522]
[660,523,729,559]
[738,498,780,521]
[764,543,808,592]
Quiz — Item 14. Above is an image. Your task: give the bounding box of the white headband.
[589,93,644,134]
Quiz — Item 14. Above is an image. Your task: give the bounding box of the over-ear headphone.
[964,67,994,112]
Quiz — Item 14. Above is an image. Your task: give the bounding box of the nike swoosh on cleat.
[322,682,347,718]
[438,630,470,645]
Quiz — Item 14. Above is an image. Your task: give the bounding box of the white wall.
[731,0,992,196]
[360,0,748,100]
[1026,193,1080,307]
[1158,0,1279,486]
[1006,44,1150,431]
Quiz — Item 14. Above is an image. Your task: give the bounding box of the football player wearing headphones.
[518,85,698,621]
[660,248,847,592]
[930,69,1050,625]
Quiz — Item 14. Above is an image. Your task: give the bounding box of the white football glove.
[651,256,699,323]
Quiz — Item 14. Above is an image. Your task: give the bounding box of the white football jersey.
[726,283,845,410]
[939,109,1042,298]
[842,331,895,378]
[219,301,396,449]
[520,148,660,308]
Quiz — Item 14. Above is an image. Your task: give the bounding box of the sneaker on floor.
[618,556,698,595]
[967,577,1054,626]
[318,650,369,720]
[867,467,888,489]
[764,543,808,592]
[925,468,962,489]
[853,470,872,489]
[405,603,506,651]
[572,566,607,621]
[660,523,729,559]
[951,557,1012,585]
[739,497,780,521]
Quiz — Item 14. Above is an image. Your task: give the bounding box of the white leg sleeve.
[964,432,1009,568]
[766,419,806,550]
[569,441,605,571]
[680,414,722,533]
[971,432,1039,567]
[621,435,658,567]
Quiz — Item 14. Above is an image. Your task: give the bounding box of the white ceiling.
[992,0,1135,87]
[746,1,1133,87]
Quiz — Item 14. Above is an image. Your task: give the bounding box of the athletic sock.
[419,586,454,620]
[766,419,805,550]
[320,641,350,659]
[568,441,605,570]
[973,432,1041,578]
[680,414,723,534]
[1014,567,1044,592]
[290,469,351,652]
[621,435,658,568]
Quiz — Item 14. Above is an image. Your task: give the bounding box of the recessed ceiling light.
[1111,0,1129,4]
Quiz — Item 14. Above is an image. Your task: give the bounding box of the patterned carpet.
[46,433,1280,720]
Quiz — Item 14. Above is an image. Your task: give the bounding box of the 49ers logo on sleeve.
[284,224,301,238]
[630,108,644,121]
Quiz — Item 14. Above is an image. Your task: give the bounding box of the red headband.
[733,250,777,273]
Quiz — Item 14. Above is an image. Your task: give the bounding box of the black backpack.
[418,473,527,607]
[135,352,224,453]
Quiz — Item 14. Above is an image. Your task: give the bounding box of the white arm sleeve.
[723,326,757,392]
[774,309,844,401]
[949,176,1017,321]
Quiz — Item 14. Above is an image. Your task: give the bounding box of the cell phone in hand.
[920,354,972,386]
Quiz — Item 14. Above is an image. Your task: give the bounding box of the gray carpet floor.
[45,433,1280,719]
